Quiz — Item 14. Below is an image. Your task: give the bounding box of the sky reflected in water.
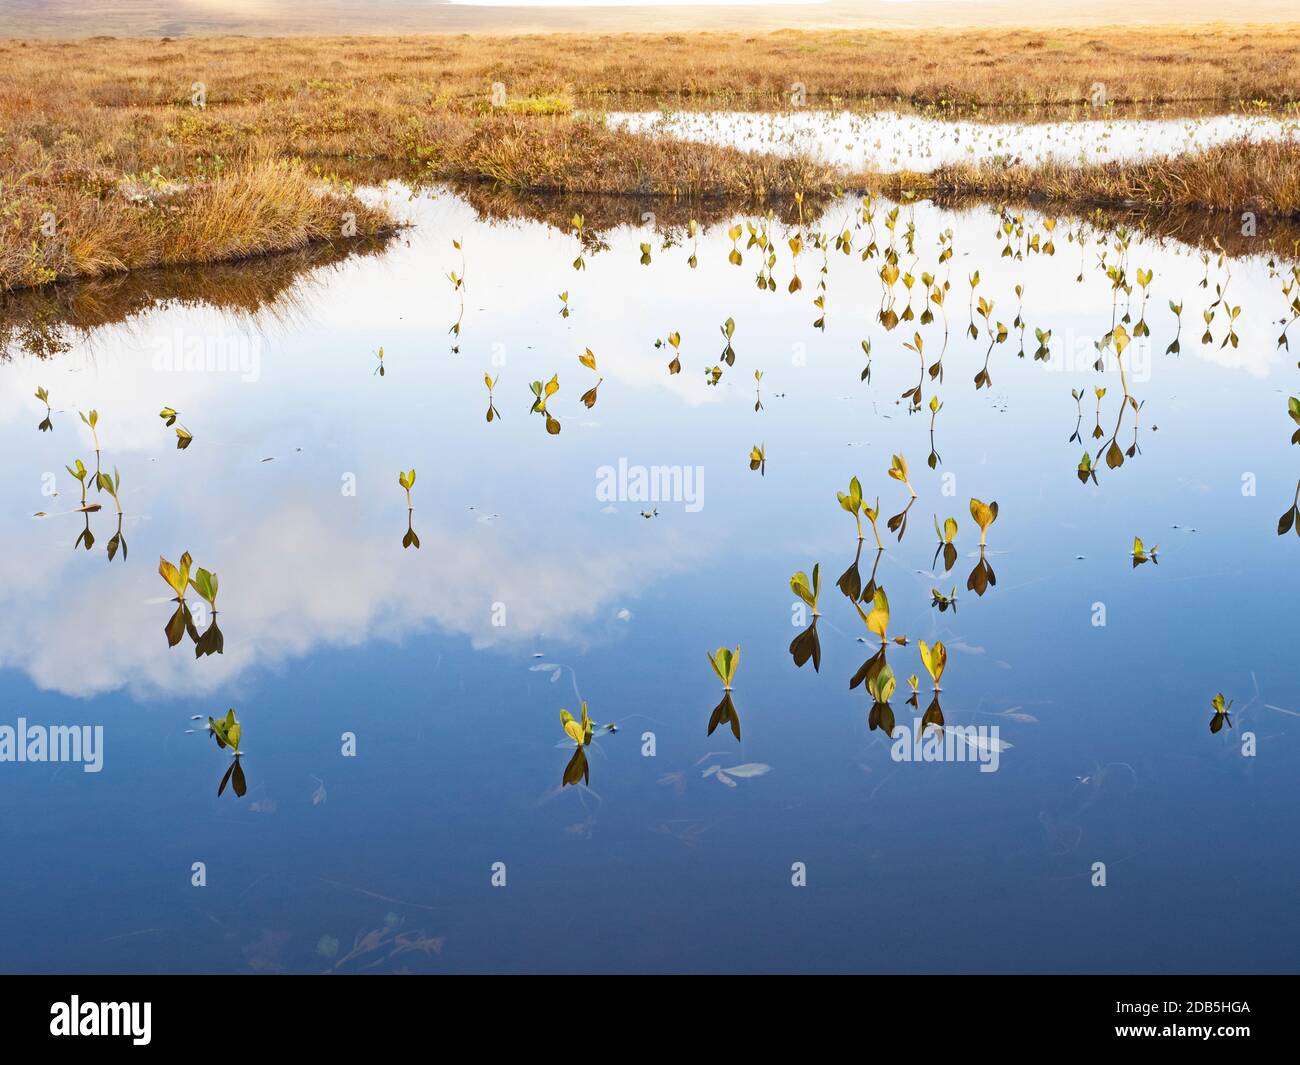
[1,182,1298,973]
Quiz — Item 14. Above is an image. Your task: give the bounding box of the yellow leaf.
[866,587,889,642]
[159,557,182,596]
[918,639,947,684]
[561,709,584,745]
[1114,325,1130,355]
[970,498,997,533]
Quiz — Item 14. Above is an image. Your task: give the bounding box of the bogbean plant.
[529,375,561,435]
[1209,693,1233,734]
[1132,536,1159,566]
[159,407,193,449]
[159,551,223,654]
[398,469,419,549]
[38,404,133,559]
[558,702,617,788]
[35,386,52,432]
[205,709,247,797]
[705,645,743,742]
[578,349,601,409]
[97,467,127,561]
[967,498,999,596]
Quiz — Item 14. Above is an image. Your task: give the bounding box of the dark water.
[2,185,1298,973]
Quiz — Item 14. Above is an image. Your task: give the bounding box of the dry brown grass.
[410,113,836,199]
[4,28,1298,113]
[1,158,394,290]
[882,137,1300,217]
[2,27,1299,291]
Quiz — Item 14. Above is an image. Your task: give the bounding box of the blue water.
[1,187,1297,973]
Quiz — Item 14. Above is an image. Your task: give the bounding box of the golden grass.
[2,26,1299,291]
[1,158,394,290]
[410,113,836,199]
[3,28,1299,109]
[883,137,1300,217]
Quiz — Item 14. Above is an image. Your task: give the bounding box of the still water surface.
[1,176,1298,973]
[609,109,1298,170]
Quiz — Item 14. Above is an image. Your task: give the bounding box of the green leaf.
[868,662,896,703]
[790,571,812,608]
[190,568,219,606]
[708,645,739,688]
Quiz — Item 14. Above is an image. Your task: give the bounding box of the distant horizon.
[447,1,829,6]
[2,0,1295,39]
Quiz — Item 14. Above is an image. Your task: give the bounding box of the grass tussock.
[419,114,836,199]
[881,137,1300,217]
[1,159,393,291]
